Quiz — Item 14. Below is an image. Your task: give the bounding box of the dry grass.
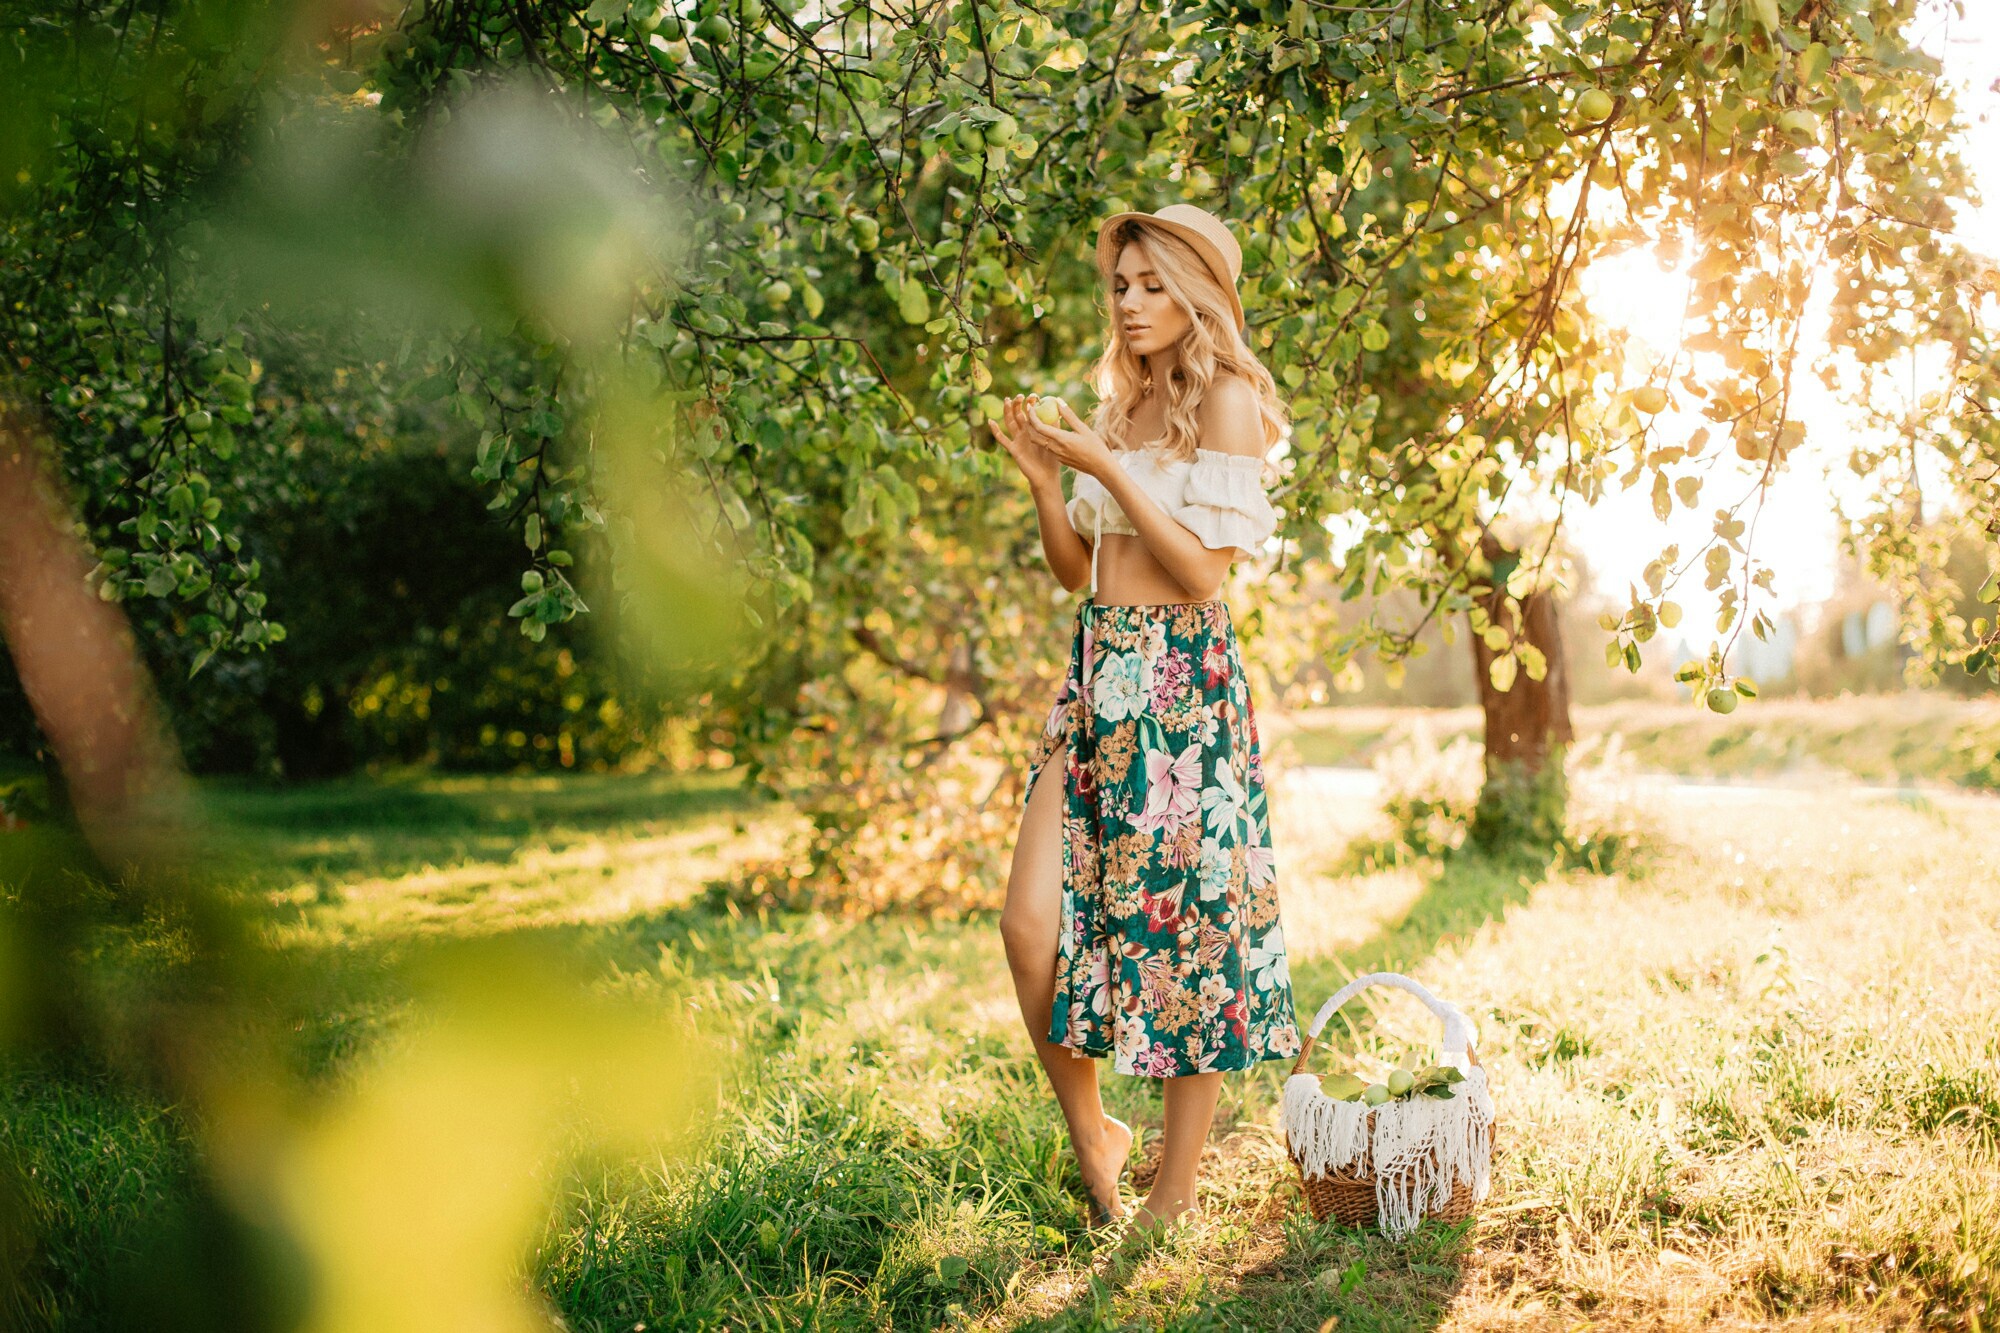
[1271,696,2000,790]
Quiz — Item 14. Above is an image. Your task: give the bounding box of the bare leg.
[1000,737,1132,1221]
[1130,1070,1223,1231]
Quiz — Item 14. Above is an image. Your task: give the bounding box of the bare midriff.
[1089,532,1221,606]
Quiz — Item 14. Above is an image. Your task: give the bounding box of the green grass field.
[4,743,1999,1329]
[1273,696,2000,790]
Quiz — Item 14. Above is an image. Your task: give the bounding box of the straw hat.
[1095,203,1246,337]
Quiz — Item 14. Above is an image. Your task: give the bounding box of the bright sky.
[1564,0,1999,638]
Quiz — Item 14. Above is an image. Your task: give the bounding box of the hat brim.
[1095,213,1247,338]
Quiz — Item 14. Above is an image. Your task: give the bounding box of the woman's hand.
[1023,396,1117,479]
[992,395,1060,490]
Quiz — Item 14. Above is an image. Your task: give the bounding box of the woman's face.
[1112,239,1192,361]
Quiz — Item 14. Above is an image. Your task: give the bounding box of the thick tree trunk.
[1468,534,1574,850]
[0,416,188,864]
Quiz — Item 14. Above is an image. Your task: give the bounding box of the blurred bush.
[1365,721,1652,873]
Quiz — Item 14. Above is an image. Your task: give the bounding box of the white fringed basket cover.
[1280,971,1496,1238]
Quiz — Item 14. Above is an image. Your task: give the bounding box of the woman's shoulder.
[1197,374,1266,459]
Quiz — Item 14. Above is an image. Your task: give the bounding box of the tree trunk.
[939,636,977,739]
[1468,534,1574,850]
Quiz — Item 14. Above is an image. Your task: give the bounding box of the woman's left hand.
[1027,396,1117,479]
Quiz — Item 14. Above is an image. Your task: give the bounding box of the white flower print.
[1248,924,1290,993]
[1198,973,1233,1016]
[1091,650,1153,723]
[1197,836,1232,900]
[1115,1017,1151,1070]
[1142,621,1168,664]
[1131,738,1202,836]
[1200,757,1248,840]
[1194,706,1220,747]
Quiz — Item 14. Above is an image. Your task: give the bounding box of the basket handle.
[1288,971,1480,1077]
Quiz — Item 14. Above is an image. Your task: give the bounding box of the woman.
[989,202,1303,1244]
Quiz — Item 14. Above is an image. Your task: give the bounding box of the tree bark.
[1468,533,1574,849]
[0,414,189,866]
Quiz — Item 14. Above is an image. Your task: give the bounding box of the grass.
[1272,695,2000,789]
[4,756,2000,1329]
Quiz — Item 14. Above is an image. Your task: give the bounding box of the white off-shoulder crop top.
[1065,445,1280,596]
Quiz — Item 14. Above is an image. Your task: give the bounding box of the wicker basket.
[1281,971,1496,1237]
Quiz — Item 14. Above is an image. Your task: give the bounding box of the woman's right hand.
[993,394,1060,490]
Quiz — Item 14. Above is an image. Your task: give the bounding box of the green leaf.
[1319,1072,1367,1101]
[1798,41,1831,87]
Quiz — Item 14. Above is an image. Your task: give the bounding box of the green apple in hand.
[1033,395,1068,426]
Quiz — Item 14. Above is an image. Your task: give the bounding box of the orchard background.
[2,0,1997,1328]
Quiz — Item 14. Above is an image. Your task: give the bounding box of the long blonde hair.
[1087,220,1290,464]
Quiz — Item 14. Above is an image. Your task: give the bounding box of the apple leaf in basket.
[1319,1072,1368,1101]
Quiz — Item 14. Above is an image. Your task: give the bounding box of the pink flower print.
[1222,994,1248,1044]
[1151,648,1192,714]
[1244,816,1276,890]
[1081,946,1111,1019]
[1132,738,1202,837]
[1135,1041,1181,1078]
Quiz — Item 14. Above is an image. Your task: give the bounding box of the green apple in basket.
[1323,1059,1465,1103]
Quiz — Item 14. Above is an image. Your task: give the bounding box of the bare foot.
[1077,1114,1133,1224]
[1126,1192,1199,1235]
[1111,1193,1201,1262]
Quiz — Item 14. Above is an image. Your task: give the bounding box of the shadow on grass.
[199,767,771,897]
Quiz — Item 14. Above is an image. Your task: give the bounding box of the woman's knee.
[999,905,1051,966]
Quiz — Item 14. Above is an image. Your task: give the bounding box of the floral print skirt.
[1022,597,1302,1078]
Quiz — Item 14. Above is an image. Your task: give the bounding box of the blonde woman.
[989,203,1302,1244]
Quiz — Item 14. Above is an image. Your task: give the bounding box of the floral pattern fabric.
[1023,598,1302,1078]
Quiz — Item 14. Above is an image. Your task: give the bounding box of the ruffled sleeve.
[1173,448,1278,554]
[1065,472,1104,539]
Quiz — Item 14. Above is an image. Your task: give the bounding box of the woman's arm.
[1090,377,1262,601]
[1030,472,1094,593]
[993,395,1093,592]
